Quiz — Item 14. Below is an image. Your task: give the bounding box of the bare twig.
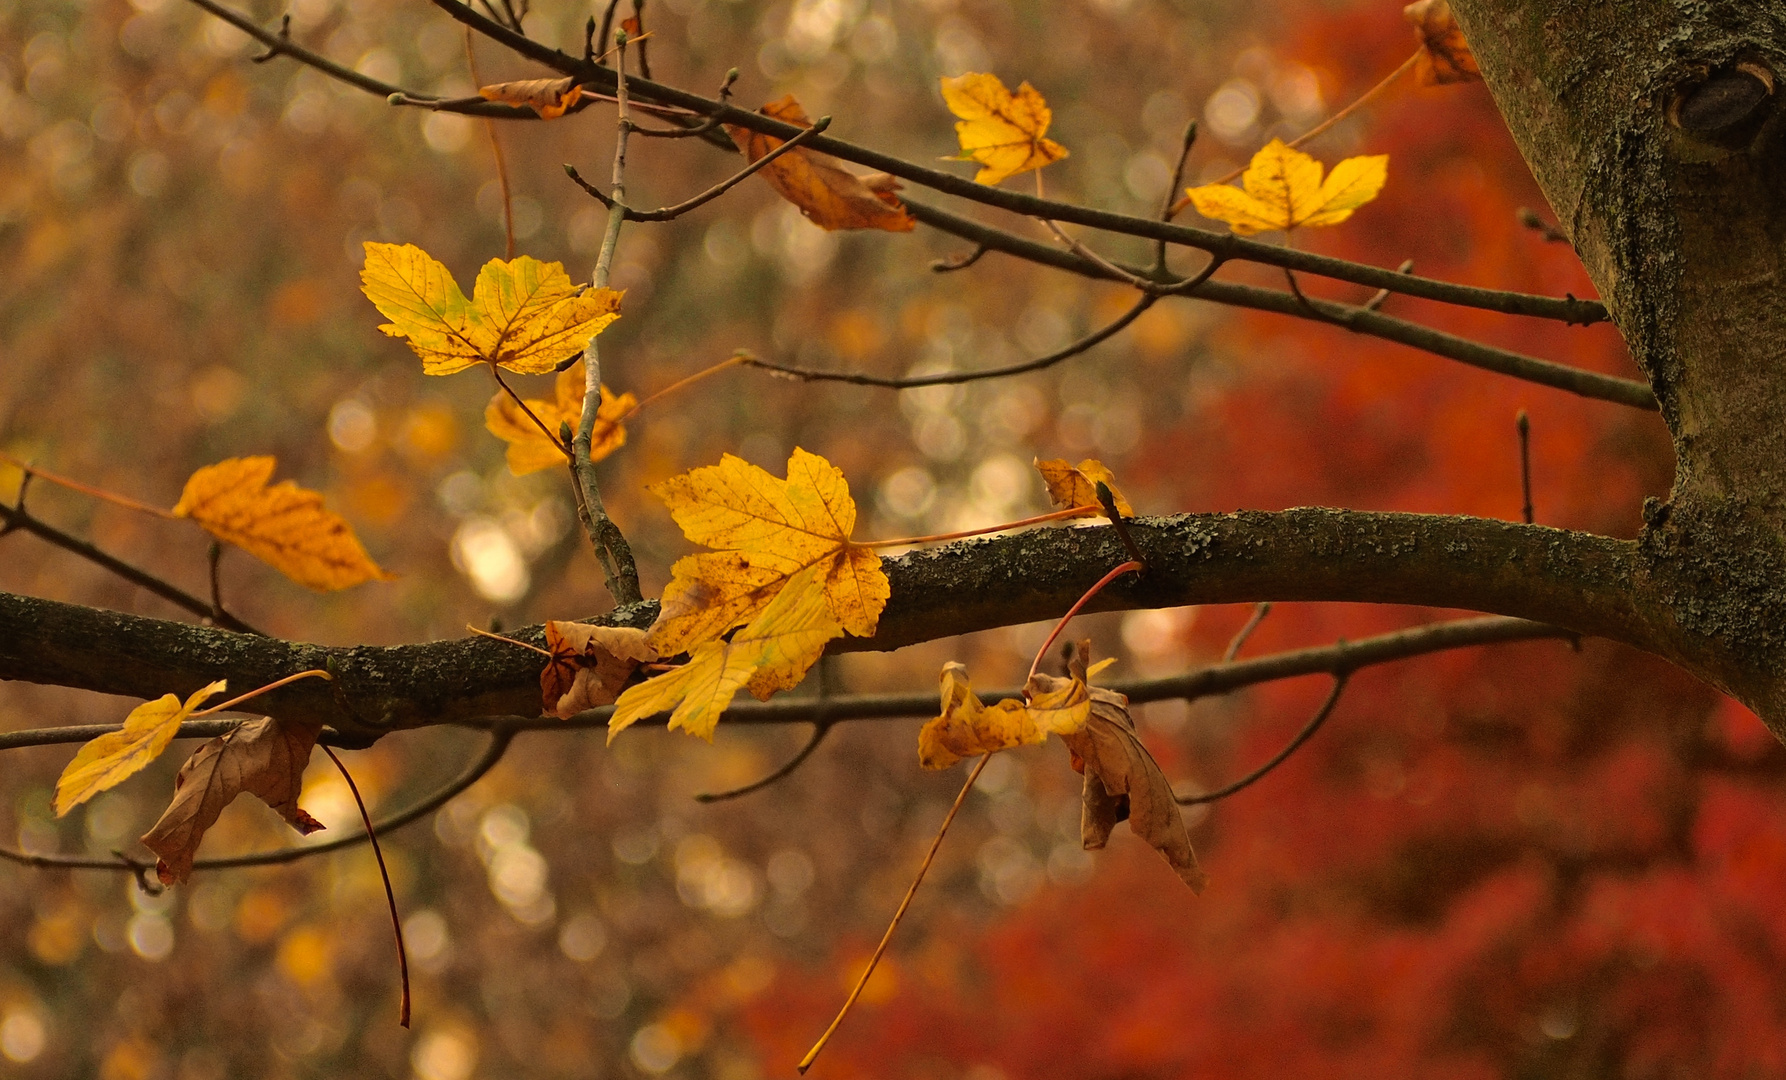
[1155,119,1199,271]
[1096,483,1147,572]
[323,746,410,1028]
[1518,207,1570,244]
[1517,409,1534,524]
[1176,674,1350,805]
[465,30,516,258]
[1363,258,1416,311]
[932,244,989,273]
[741,294,1157,389]
[1223,602,1273,662]
[695,722,834,802]
[565,116,830,222]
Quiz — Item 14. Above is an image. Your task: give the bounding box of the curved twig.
[694,721,834,803]
[0,728,514,872]
[1175,673,1350,805]
[740,293,1156,389]
[1223,602,1273,662]
[567,116,831,223]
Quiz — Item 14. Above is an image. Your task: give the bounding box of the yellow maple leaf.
[54,681,228,816]
[173,457,392,591]
[646,448,888,656]
[609,563,842,742]
[359,242,623,375]
[940,72,1069,186]
[917,663,1046,770]
[1034,457,1134,518]
[484,361,636,476]
[1183,139,1388,235]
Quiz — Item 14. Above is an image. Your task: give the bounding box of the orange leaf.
[1403,0,1482,86]
[478,76,584,119]
[726,96,916,233]
[173,457,392,591]
[1034,457,1134,518]
[484,361,635,476]
[939,72,1069,185]
[140,716,324,885]
[542,621,656,718]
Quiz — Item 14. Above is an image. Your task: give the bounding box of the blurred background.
[2,0,1777,1076]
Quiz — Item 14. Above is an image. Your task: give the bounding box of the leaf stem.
[0,451,178,519]
[322,746,411,1028]
[618,352,748,422]
[1028,559,1145,682]
[191,669,331,717]
[797,752,990,1073]
[862,504,1098,549]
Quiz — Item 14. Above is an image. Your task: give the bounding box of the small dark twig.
[595,0,621,66]
[323,746,410,1028]
[1283,266,1344,326]
[627,113,725,139]
[567,117,830,222]
[1176,673,1350,805]
[250,13,291,62]
[1517,207,1569,244]
[932,244,989,273]
[1223,602,1273,662]
[1363,258,1415,311]
[206,540,228,626]
[742,293,1156,389]
[631,0,650,80]
[583,14,596,61]
[695,722,835,802]
[1154,120,1198,272]
[1096,482,1147,573]
[1517,409,1534,524]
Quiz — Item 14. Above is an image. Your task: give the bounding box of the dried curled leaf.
[647,448,888,656]
[940,72,1069,185]
[54,681,227,816]
[1184,140,1388,236]
[542,621,656,718]
[360,242,623,375]
[484,361,635,476]
[479,76,584,118]
[174,457,391,592]
[610,563,842,743]
[1404,0,1482,86]
[727,96,917,233]
[917,663,1046,770]
[1044,660,1206,893]
[140,716,324,885]
[1034,457,1134,518]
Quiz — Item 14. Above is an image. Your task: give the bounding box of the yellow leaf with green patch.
[940,72,1068,185]
[609,563,842,743]
[359,242,623,375]
[646,448,887,655]
[1184,140,1388,235]
[54,681,228,816]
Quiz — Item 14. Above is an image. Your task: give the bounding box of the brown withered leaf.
[141,717,324,885]
[542,621,656,719]
[479,76,584,118]
[1403,0,1481,86]
[1042,655,1206,893]
[726,96,917,233]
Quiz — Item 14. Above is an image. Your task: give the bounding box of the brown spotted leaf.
[542,621,656,718]
[726,96,916,233]
[141,717,324,885]
[1403,0,1481,86]
[479,76,584,118]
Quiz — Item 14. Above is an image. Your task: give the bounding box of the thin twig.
[1096,483,1147,571]
[1363,259,1415,311]
[741,294,1157,389]
[1517,207,1570,244]
[1517,409,1534,524]
[0,500,262,634]
[568,117,831,222]
[932,244,988,273]
[323,746,411,1028]
[1176,673,1350,804]
[465,30,516,259]
[695,722,834,802]
[490,366,570,458]
[1223,602,1273,662]
[595,0,621,66]
[1155,119,1199,272]
[797,753,989,1073]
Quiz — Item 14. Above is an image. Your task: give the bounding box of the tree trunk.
[1454,0,1786,727]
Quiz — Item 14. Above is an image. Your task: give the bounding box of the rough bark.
[1452,0,1786,732]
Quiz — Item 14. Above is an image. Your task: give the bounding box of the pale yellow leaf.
[54,681,227,816]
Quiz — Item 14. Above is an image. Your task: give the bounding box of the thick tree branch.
[0,511,1658,739]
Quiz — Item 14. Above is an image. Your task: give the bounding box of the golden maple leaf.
[174,457,392,592]
[359,242,623,375]
[609,563,843,742]
[54,681,227,816]
[940,72,1069,185]
[727,96,917,232]
[478,76,584,118]
[646,448,888,656]
[1183,140,1388,236]
[916,662,1100,770]
[484,360,636,476]
[1034,457,1134,518]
